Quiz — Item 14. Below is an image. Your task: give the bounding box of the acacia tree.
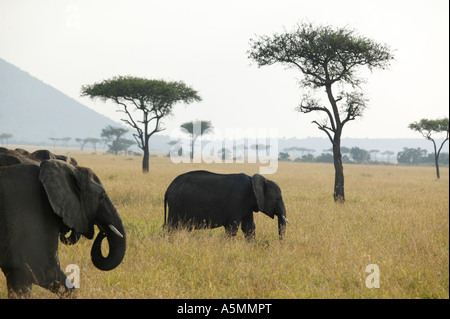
[248,23,394,202]
[0,133,13,145]
[101,125,135,155]
[81,76,201,172]
[409,118,449,179]
[180,120,213,160]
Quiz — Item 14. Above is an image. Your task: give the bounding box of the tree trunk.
[431,139,440,179]
[324,84,345,202]
[142,135,149,173]
[435,155,440,179]
[142,148,149,173]
[333,135,345,202]
[190,136,194,160]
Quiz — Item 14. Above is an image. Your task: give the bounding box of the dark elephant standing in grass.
[164,170,289,239]
[0,148,126,298]
[1,148,80,245]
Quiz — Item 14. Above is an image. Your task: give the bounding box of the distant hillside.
[0,58,122,145]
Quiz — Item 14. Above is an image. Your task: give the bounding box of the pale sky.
[1,0,449,139]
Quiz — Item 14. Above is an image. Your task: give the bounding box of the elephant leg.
[47,280,74,298]
[241,213,255,240]
[167,215,183,231]
[39,264,74,298]
[1,267,33,299]
[225,223,239,238]
[165,220,176,233]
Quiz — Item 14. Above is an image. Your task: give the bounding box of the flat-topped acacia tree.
[180,120,213,160]
[81,76,201,172]
[248,23,394,202]
[409,118,449,179]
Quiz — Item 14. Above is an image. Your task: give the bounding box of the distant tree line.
[44,125,136,155]
[0,133,13,145]
[279,146,449,166]
[397,147,449,165]
[75,137,101,152]
[49,137,71,147]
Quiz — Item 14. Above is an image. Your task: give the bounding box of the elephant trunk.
[60,229,81,245]
[277,201,288,240]
[278,215,286,240]
[91,196,126,271]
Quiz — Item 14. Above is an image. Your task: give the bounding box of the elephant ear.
[252,174,275,219]
[251,174,267,214]
[39,160,89,234]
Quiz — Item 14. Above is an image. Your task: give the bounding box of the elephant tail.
[163,192,168,228]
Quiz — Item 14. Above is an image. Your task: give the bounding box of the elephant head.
[252,174,289,239]
[39,159,126,271]
[1,148,81,245]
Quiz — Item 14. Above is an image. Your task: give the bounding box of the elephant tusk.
[282,215,290,224]
[108,224,124,238]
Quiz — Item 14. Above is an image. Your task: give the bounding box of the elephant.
[0,152,126,298]
[0,148,80,245]
[164,170,289,239]
[0,148,78,167]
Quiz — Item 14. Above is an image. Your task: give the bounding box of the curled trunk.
[91,227,126,271]
[90,197,126,271]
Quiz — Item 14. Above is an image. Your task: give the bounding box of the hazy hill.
[0,58,122,145]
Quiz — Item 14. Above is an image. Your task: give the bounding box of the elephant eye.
[99,192,106,200]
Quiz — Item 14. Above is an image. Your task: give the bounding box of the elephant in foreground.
[1,148,80,245]
[164,170,289,239]
[0,150,126,298]
[0,147,78,167]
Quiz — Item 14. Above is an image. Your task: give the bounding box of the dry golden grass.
[1,153,448,299]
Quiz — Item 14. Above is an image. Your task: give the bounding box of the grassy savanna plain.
[0,150,448,299]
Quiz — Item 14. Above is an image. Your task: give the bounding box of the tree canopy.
[409,118,449,140]
[248,23,393,87]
